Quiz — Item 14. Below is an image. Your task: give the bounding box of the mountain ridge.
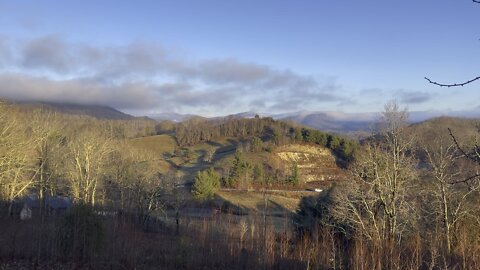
[13,101,136,120]
[150,109,480,133]
[8,99,480,132]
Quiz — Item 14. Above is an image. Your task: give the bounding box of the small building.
[20,204,32,220]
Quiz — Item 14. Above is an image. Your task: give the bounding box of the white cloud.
[0,35,347,114]
[395,89,432,104]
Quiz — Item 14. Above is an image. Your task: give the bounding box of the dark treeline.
[174,116,280,146]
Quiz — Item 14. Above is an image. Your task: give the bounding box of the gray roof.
[22,195,72,209]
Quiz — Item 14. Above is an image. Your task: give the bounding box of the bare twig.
[425,1,479,86]
[448,128,480,162]
[449,173,480,185]
[425,76,480,87]
[448,128,480,185]
[448,128,471,159]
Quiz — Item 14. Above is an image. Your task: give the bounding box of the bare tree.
[170,177,187,235]
[424,141,458,254]
[66,129,113,206]
[419,130,478,256]
[30,111,67,202]
[349,101,417,268]
[446,129,480,227]
[0,102,39,216]
[106,143,169,226]
[408,116,480,264]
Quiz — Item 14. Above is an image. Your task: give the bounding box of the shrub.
[58,204,104,262]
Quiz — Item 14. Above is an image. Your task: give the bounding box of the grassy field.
[216,190,303,215]
[129,135,330,215]
[129,135,245,179]
[130,134,177,155]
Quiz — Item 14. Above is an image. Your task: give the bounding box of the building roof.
[22,195,72,209]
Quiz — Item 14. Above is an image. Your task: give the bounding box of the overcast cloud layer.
[0,35,354,115]
[0,35,441,116]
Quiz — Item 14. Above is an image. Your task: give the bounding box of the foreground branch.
[448,128,480,162]
[448,128,480,185]
[425,76,480,87]
[450,173,480,185]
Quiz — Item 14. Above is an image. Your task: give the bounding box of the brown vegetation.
[0,100,479,269]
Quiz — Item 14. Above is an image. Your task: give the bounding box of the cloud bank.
[395,90,432,104]
[0,35,346,115]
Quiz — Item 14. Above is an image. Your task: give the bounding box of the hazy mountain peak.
[15,101,135,120]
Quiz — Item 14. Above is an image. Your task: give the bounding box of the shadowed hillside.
[16,101,135,120]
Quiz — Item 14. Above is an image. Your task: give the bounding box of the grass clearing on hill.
[130,134,177,155]
[216,190,301,215]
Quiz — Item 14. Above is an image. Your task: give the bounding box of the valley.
[1,2,479,268]
[0,101,479,269]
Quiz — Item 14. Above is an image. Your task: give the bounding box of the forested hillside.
[0,100,479,269]
[173,115,357,163]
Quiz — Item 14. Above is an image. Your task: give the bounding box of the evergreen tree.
[288,162,299,186]
[193,168,220,200]
[253,164,264,184]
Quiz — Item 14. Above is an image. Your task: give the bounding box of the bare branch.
[425,76,480,87]
[448,128,480,162]
[449,173,480,185]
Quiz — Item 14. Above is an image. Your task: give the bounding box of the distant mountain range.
[149,109,480,133]
[277,111,377,133]
[14,101,136,120]
[9,100,480,133]
[148,112,200,122]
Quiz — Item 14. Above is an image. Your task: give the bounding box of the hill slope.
[16,101,135,120]
[274,144,345,182]
[408,116,479,143]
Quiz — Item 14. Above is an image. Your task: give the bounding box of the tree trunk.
[441,182,451,254]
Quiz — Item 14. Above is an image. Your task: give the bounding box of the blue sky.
[0,0,479,116]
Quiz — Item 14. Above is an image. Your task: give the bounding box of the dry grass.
[129,135,177,155]
[1,204,479,270]
[129,135,179,173]
[217,190,301,214]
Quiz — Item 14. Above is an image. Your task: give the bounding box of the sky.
[0,0,479,116]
